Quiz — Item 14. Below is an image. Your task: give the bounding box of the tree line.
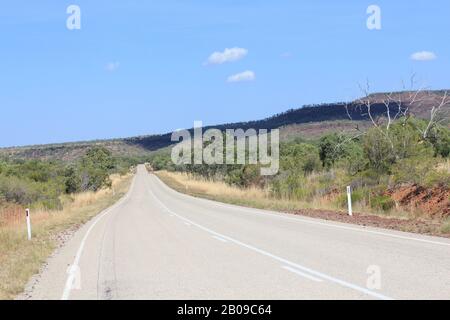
[0,147,144,210]
[149,116,450,212]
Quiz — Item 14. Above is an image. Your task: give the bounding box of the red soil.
[388,184,450,218]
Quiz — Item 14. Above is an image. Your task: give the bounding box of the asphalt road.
[27,165,450,300]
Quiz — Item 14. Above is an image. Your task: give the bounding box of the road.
[27,165,450,300]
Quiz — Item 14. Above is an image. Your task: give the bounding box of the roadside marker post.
[26,208,32,240]
[347,186,353,216]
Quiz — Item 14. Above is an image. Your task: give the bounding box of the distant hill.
[1,89,448,161]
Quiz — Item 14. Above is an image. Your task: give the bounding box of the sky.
[0,0,449,147]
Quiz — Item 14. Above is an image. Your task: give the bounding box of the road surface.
[27,165,450,300]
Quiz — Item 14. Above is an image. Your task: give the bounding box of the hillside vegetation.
[1,89,449,231]
[149,116,450,232]
[0,173,132,299]
[0,147,143,211]
[1,90,448,161]
[0,146,140,299]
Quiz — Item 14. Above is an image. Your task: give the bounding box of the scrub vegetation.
[0,147,139,299]
[150,116,450,230]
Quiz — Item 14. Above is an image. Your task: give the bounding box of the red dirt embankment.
[290,184,449,237]
[291,208,444,236]
[388,184,450,218]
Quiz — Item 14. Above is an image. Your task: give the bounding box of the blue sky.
[0,0,449,147]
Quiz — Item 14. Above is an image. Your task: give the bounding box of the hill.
[1,89,448,161]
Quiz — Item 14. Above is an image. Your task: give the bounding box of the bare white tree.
[420,91,450,139]
[333,76,450,161]
[356,79,398,156]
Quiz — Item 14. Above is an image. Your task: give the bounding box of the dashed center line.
[212,235,228,243]
[146,182,393,301]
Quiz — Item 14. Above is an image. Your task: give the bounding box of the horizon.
[2,86,448,149]
[1,1,449,147]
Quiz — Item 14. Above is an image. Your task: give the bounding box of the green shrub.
[0,147,136,209]
[363,119,435,174]
[370,194,395,212]
[392,157,435,185]
[280,142,322,175]
[423,169,450,187]
[0,174,62,209]
[335,188,365,209]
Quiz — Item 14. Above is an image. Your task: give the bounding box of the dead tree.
[333,76,449,161]
[420,91,450,139]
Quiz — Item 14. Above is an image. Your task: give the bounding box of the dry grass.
[157,171,427,220]
[156,170,450,236]
[0,173,133,300]
[156,170,340,213]
[436,158,450,172]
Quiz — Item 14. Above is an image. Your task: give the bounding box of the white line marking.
[146,182,393,300]
[212,235,228,243]
[184,222,191,226]
[61,176,136,300]
[282,266,323,282]
[152,175,450,247]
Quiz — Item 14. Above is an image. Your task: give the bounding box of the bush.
[0,147,137,209]
[319,133,345,168]
[370,194,395,212]
[363,120,434,173]
[423,168,450,187]
[270,173,310,200]
[281,143,322,175]
[0,174,62,209]
[335,188,365,209]
[391,157,435,185]
[406,118,450,158]
[336,143,366,175]
[72,147,116,192]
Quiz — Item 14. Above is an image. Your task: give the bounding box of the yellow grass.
[155,170,423,220]
[156,170,450,237]
[0,173,133,300]
[436,158,450,172]
[156,170,340,213]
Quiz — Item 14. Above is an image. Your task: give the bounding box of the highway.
[27,165,450,300]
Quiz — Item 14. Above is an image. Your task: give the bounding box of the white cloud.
[410,51,437,61]
[227,70,255,83]
[205,47,248,65]
[105,61,120,71]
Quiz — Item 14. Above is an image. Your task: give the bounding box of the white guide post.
[26,208,32,240]
[347,186,353,216]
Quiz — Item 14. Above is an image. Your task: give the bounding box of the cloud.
[105,61,120,71]
[227,70,255,83]
[410,51,437,61]
[205,47,248,65]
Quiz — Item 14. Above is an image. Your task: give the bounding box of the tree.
[281,143,322,176]
[319,133,349,168]
[363,121,434,173]
[64,166,81,194]
[76,147,115,192]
